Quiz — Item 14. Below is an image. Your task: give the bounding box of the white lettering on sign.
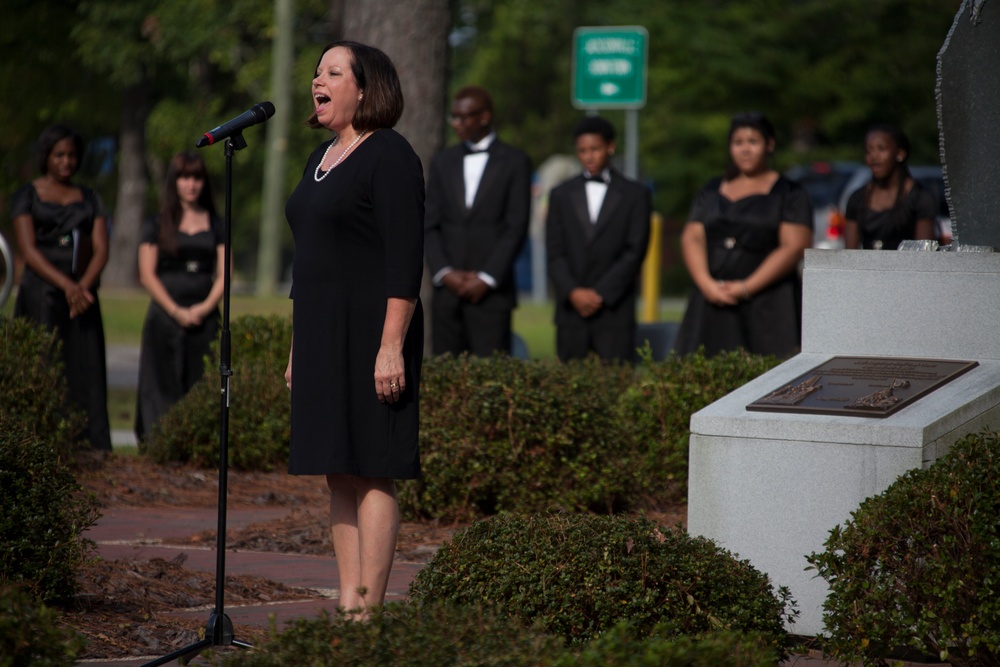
[584,37,638,55]
[588,59,633,76]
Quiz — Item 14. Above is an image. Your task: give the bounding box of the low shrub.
[807,428,1000,667]
[0,585,85,666]
[559,625,780,667]
[408,513,796,652]
[144,316,779,518]
[0,419,100,603]
[401,350,778,520]
[618,347,782,495]
[399,354,636,519]
[215,602,565,666]
[145,314,293,471]
[0,316,85,460]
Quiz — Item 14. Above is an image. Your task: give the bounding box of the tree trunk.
[340,0,450,173]
[339,0,450,355]
[256,0,295,295]
[103,81,150,289]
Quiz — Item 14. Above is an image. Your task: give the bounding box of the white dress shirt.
[584,168,611,223]
[433,132,499,288]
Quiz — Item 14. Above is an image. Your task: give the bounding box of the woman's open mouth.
[314,93,331,113]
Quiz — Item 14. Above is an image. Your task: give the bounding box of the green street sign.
[572,26,648,109]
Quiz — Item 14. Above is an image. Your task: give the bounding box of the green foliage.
[145,318,777,518]
[215,602,566,667]
[400,354,636,519]
[145,314,292,471]
[0,316,85,460]
[617,348,782,498]
[0,585,86,667]
[216,601,782,666]
[454,0,962,219]
[807,429,1000,667]
[0,421,100,604]
[400,350,777,520]
[560,625,780,667]
[409,513,797,651]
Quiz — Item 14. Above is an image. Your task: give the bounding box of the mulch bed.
[65,555,317,659]
[65,454,467,659]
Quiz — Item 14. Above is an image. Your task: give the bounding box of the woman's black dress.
[134,216,223,442]
[845,181,937,250]
[284,129,424,479]
[11,183,111,451]
[675,175,812,359]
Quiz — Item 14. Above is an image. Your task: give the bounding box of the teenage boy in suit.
[546,116,651,362]
[425,86,532,356]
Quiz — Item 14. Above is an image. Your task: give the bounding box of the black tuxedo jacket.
[424,139,532,309]
[546,170,651,332]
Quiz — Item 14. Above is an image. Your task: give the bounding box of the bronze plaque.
[746,356,979,418]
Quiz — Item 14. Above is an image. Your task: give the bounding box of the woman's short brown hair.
[306,41,404,132]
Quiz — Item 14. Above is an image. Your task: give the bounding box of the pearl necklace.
[313,131,367,182]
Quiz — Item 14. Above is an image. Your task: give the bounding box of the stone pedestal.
[687,249,1000,636]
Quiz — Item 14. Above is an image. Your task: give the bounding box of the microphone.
[196,101,275,148]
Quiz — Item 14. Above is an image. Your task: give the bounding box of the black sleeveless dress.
[11,183,111,451]
[284,129,424,479]
[845,181,937,250]
[675,175,812,359]
[134,216,223,442]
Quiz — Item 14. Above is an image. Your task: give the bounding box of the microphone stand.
[142,132,252,665]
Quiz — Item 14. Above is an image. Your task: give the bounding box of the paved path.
[75,505,423,666]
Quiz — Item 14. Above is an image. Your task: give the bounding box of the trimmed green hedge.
[216,602,781,666]
[400,348,779,519]
[0,316,99,604]
[216,603,566,666]
[145,314,292,471]
[401,354,637,518]
[0,585,85,666]
[0,316,85,460]
[408,513,796,652]
[0,420,100,604]
[142,315,780,517]
[807,429,1000,667]
[561,626,780,667]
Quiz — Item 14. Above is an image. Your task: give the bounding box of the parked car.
[785,161,861,249]
[837,165,952,246]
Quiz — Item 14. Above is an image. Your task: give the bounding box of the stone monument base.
[687,249,1000,636]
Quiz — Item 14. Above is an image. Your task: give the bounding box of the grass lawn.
[98,288,684,356]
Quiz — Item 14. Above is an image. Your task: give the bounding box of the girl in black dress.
[135,152,224,443]
[11,124,112,451]
[283,41,424,616]
[844,124,936,250]
[675,112,813,358]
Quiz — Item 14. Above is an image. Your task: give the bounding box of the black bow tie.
[463,143,490,155]
[584,173,610,184]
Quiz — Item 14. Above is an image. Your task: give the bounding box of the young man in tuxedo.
[545,116,652,362]
[424,86,532,356]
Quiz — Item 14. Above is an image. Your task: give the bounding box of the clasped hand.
[65,283,94,318]
[442,270,490,304]
[702,280,748,307]
[569,287,603,318]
